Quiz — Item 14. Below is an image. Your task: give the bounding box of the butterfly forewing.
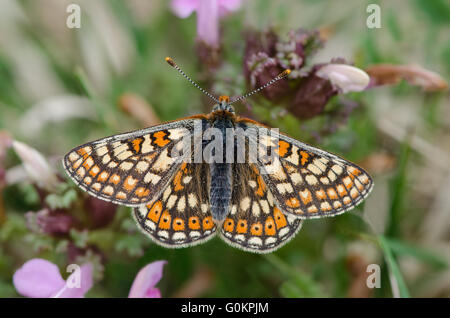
[238,119,373,219]
[220,163,302,253]
[63,118,205,206]
[133,163,217,247]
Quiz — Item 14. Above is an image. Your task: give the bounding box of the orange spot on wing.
[123,176,137,192]
[159,210,171,229]
[98,171,109,182]
[264,217,276,236]
[82,156,94,170]
[132,138,143,153]
[316,189,327,200]
[277,140,290,157]
[273,207,287,229]
[327,188,338,199]
[77,148,90,160]
[173,169,184,192]
[116,192,126,200]
[110,174,121,184]
[188,216,201,230]
[173,218,185,231]
[286,197,300,208]
[300,189,312,205]
[308,206,318,213]
[255,175,266,197]
[343,177,354,189]
[300,151,310,166]
[89,165,100,177]
[236,220,248,234]
[337,184,347,197]
[202,216,214,230]
[224,218,234,233]
[135,187,150,197]
[153,131,170,147]
[250,222,263,236]
[147,201,162,223]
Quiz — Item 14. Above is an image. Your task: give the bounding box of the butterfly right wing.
[133,163,217,248]
[63,117,207,206]
[238,119,373,219]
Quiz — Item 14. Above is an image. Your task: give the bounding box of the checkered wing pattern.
[220,164,302,253]
[63,118,204,206]
[133,163,216,247]
[238,119,373,219]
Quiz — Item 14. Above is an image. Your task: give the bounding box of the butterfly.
[63,57,373,253]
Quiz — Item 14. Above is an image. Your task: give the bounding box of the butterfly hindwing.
[219,163,302,253]
[63,118,206,206]
[238,119,373,219]
[133,163,217,248]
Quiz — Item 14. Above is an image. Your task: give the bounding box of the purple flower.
[26,209,76,236]
[170,0,243,48]
[84,196,117,229]
[128,261,167,298]
[13,259,93,298]
[13,259,166,298]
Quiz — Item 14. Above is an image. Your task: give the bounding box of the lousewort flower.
[243,28,370,120]
[13,259,93,298]
[244,28,322,101]
[84,196,117,229]
[289,62,369,119]
[170,0,242,48]
[128,260,167,298]
[26,209,76,236]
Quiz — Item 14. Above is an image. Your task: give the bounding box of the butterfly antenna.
[165,57,219,104]
[229,69,291,105]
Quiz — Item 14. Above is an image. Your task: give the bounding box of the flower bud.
[12,141,59,192]
[316,64,370,94]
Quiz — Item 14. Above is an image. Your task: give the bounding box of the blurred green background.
[0,0,449,298]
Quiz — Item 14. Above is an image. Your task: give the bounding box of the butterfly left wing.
[63,118,205,206]
[219,163,302,253]
[238,119,373,219]
[133,163,217,248]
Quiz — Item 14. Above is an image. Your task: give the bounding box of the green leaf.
[264,254,325,298]
[45,188,77,210]
[382,237,448,269]
[115,235,145,258]
[279,281,305,298]
[387,140,411,237]
[378,236,410,298]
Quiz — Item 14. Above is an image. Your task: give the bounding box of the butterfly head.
[212,95,235,113]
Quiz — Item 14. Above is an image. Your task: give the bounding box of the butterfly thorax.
[209,106,235,222]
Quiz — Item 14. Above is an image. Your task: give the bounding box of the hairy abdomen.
[210,163,232,221]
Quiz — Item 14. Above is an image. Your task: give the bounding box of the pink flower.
[13,259,93,298]
[128,260,166,298]
[170,0,243,48]
[13,259,166,298]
